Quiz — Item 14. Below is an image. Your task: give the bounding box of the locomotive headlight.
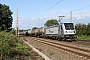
[73,31,75,33]
[65,31,68,33]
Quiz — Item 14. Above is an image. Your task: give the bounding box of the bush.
[0,31,30,60]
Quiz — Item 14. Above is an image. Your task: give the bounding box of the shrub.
[0,31,30,60]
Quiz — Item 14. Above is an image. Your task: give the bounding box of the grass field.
[77,35,90,40]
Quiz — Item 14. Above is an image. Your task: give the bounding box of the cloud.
[73,10,90,19]
[13,9,90,29]
[40,9,70,19]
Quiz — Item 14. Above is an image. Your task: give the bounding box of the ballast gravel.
[25,37,88,60]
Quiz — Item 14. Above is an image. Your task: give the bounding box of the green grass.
[0,31,31,60]
[77,35,90,40]
[0,31,45,60]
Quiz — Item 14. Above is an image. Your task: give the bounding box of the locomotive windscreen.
[64,23,74,30]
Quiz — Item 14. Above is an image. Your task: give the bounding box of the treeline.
[75,23,90,36]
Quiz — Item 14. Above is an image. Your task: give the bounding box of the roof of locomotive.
[44,22,74,28]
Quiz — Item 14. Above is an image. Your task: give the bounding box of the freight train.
[27,22,77,41]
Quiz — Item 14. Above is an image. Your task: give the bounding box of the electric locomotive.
[44,23,77,41]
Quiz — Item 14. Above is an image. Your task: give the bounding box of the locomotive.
[28,22,77,41]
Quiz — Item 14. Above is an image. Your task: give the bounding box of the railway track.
[24,37,90,59]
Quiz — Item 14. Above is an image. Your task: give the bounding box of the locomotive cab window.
[61,26,62,29]
[64,23,74,30]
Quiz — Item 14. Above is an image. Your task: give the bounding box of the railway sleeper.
[35,39,90,59]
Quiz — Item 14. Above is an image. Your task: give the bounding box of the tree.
[44,19,59,27]
[75,23,90,36]
[87,23,90,35]
[0,4,13,31]
[75,23,86,36]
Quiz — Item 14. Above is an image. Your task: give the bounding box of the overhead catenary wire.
[65,4,90,16]
[33,0,48,16]
[67,0,85,9]
[39,0,85,17]
[38,0,48,11]
[45,0,62,12]
[38,0,86,22]
[64,3,90,23]
[73,9,90,19]
[57,0,88,16]
[38,0,86,19]
[73,4,90,12]
[39,0,63,18]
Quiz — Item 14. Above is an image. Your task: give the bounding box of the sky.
[0,0,90,30]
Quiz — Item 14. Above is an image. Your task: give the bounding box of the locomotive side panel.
[44,25,60,39]
[45,26,58,34]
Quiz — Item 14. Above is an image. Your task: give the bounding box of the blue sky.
[1,0,90,30]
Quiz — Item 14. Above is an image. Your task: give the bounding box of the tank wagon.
[37,27,44,37]
[30,22,77,41]
[27,30,31,36]
[31,29,38,37]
